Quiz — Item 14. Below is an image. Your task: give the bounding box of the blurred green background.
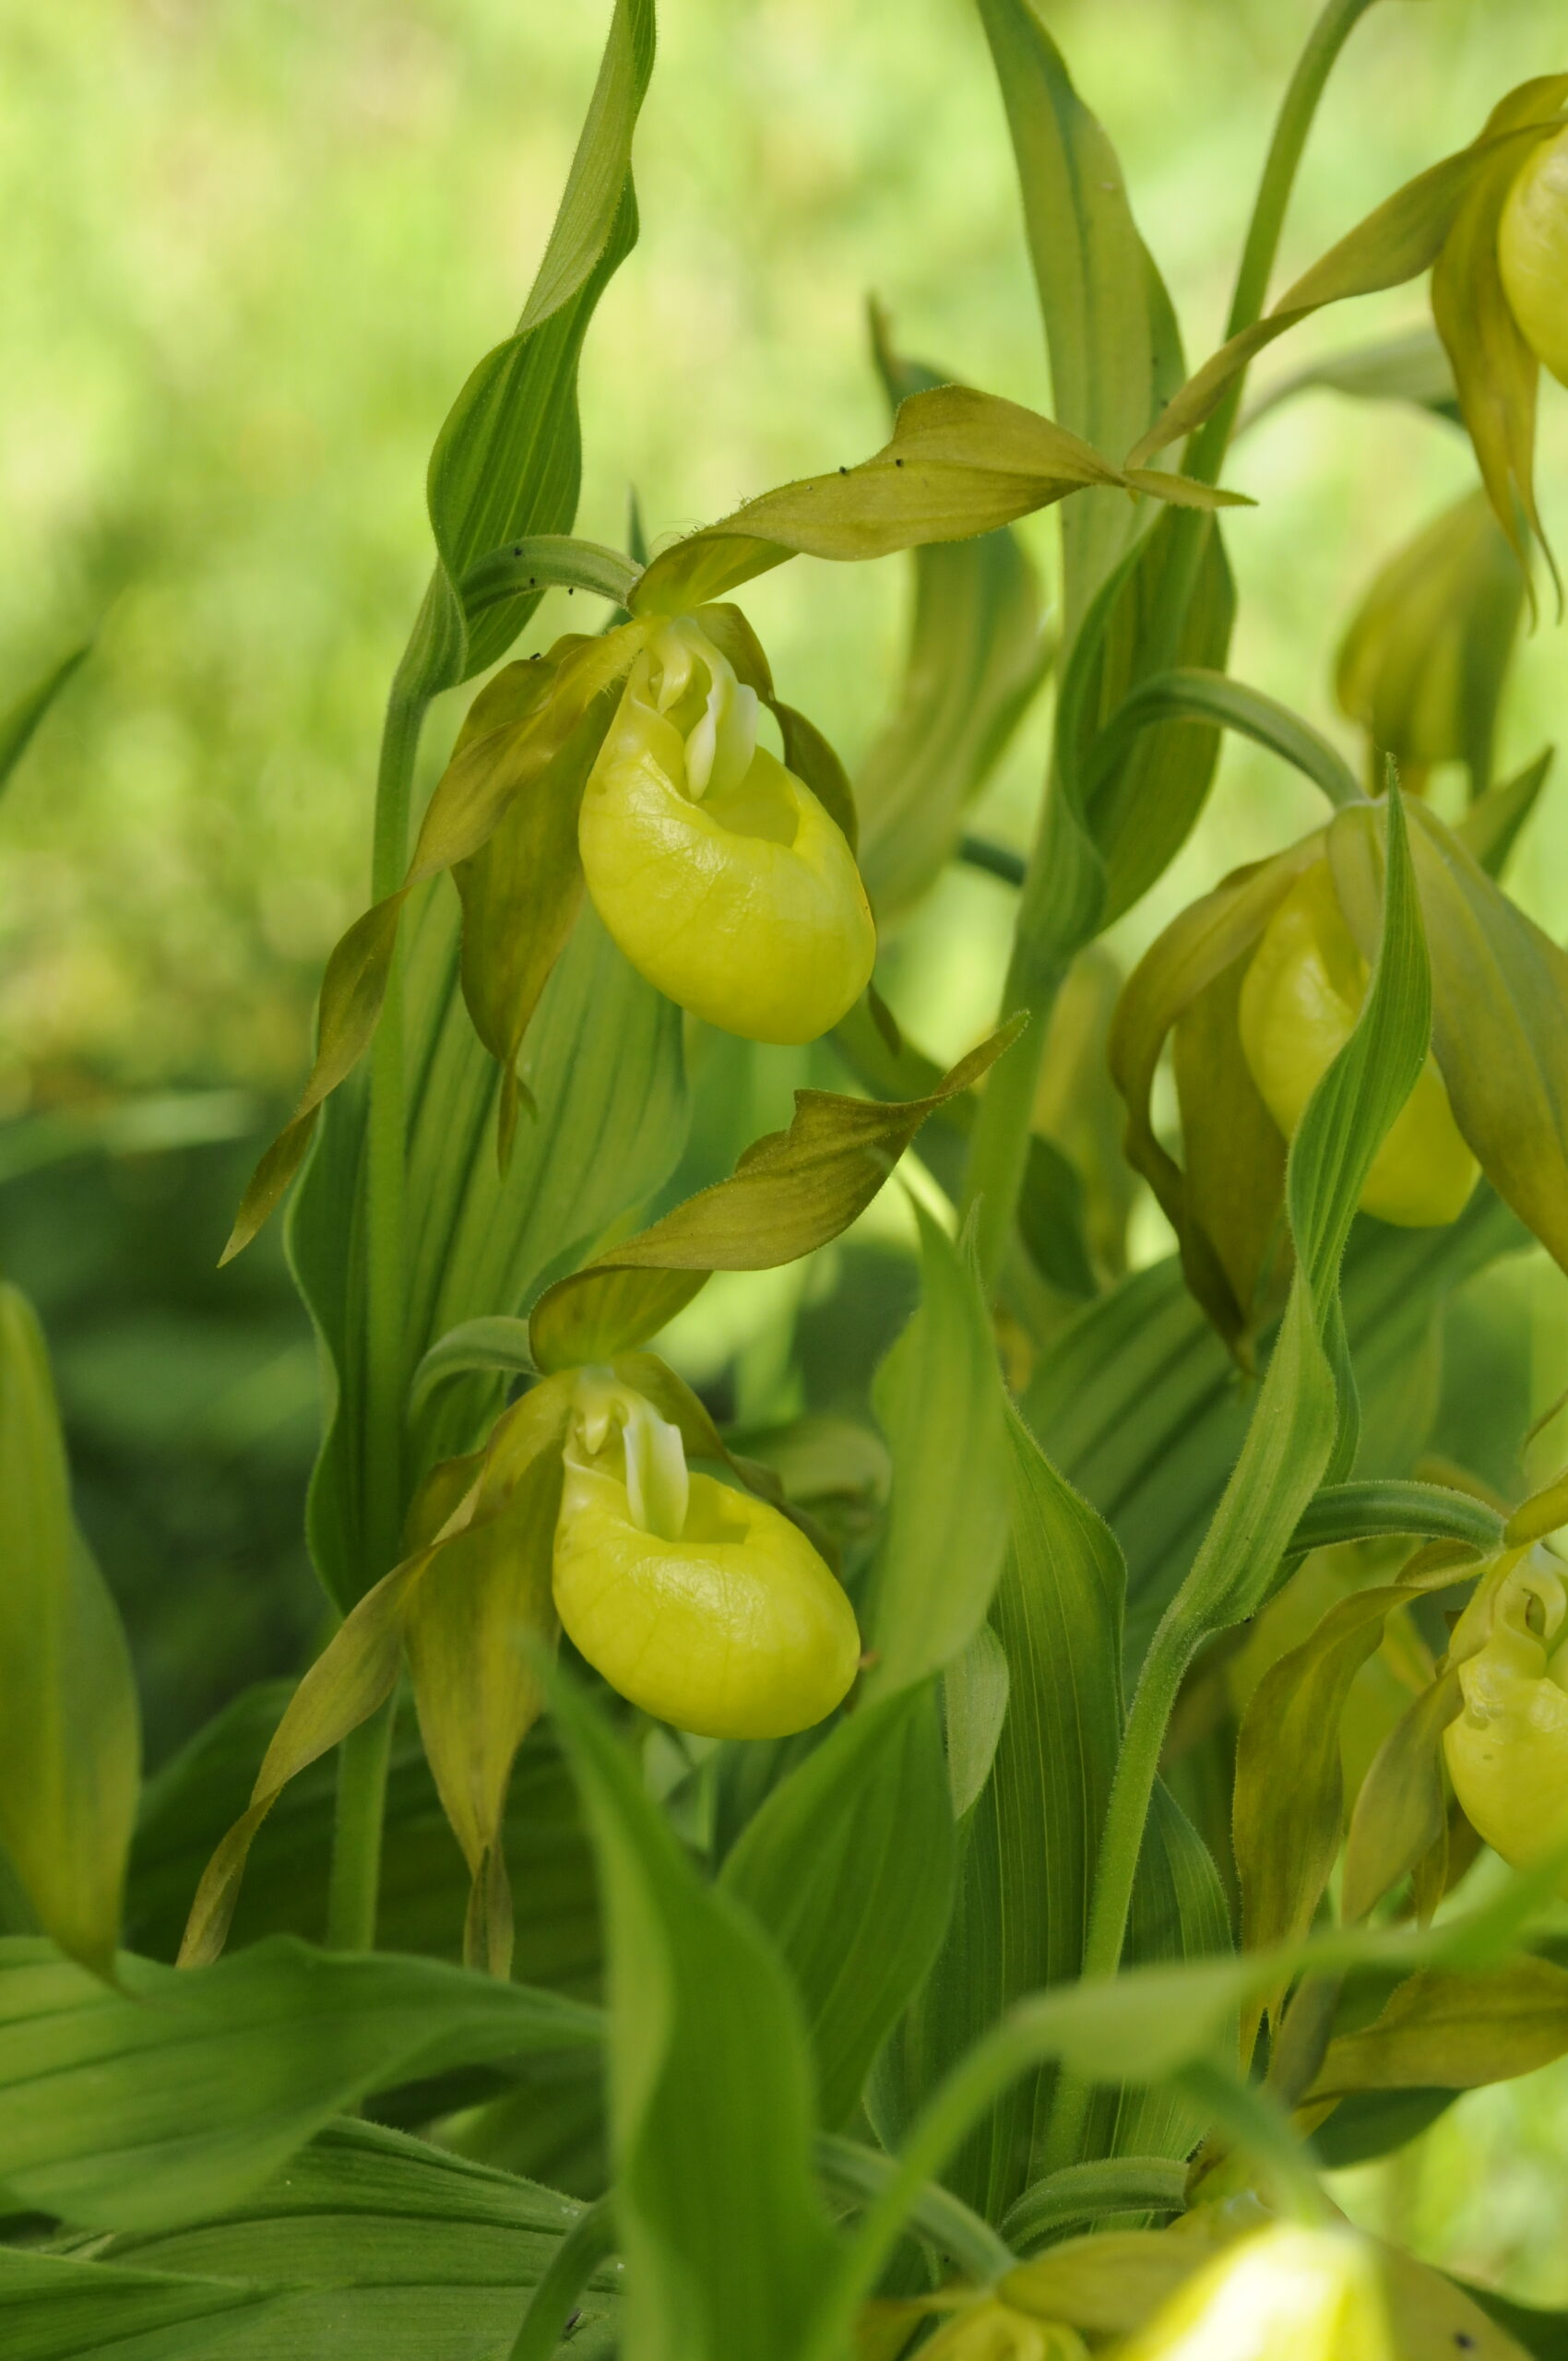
[3,0,1568,2297]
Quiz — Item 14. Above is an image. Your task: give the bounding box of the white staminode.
[648,615,759,801]
[570,1370,690,1544]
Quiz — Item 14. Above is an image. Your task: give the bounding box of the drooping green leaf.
[0,1936,599,2232]
[548,1677,838,2361]
[720,1685,956,2130]
[293,889,686,1607]
[0,643,89,799]
[854,308,1051,921]
[973,0,1185,635]
[1290,1479,1503,1558]
[125,1685,601,1998]
[1128,88,1568,472]
[860,1210,1011,1700]
[529,1021,1021,1372]
[0,1284,138,1977]
[1309,1958,1568,2100]
[1000,2158,1187,2251]
[1431,89,1560,580]
[414,0,658,694]
[630,386,1246,618]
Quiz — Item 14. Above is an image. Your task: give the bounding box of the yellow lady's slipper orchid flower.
[551,1374,861,1739]
[1238,862,1477,1228]
[1499,124,1568,386]
[1112,2225,1394,2361]
[578,616,876,1042]
[1444,1549,1568,1880]
[921,2299,1086,2361]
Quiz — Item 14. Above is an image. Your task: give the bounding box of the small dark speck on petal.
[512,544,521,555]
[895,457,904,467]
[1455,2338,1477,2352]
[838,465,848,475]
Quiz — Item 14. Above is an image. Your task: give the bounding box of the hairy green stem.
[509,2196,620,2361]
[326,1692,397,1952]
[326,672,429,1953]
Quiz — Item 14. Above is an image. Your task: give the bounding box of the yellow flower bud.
[1112,2225,1394,2361]
[1444,1551,1568,1880]
[1238,861,1477,1228]
[922,2299,1086,2361]
[551,1375,861,1739]
[1499,124,1568,386]
[578,617,875,1042]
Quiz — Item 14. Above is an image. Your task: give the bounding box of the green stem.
[509,2197,619,2361]
[1188,0,1383,485]
[1039,1620,1190,2174]
[326,1692,397,1952]
[326,670,429,1953]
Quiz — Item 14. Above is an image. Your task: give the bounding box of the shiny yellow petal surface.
[1500,125,1568,386]
[1111,2225,1395,2361]
[552,1459,861,1740]
[1238,862,1477,1228]
[1445,1554,1568,1880]
[578,623,875,1043]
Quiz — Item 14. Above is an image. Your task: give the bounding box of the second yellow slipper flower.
[552,1373,861,1739]
[578,616,876,1043]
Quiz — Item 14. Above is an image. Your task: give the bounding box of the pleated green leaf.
[414,0,657,694]
[0,643,89,799]
[854,310,1051,921]
[0,1936,599,2232]
[292,888,686,1607]
[1336,489,1526,796]
[18,2118,624,2361]
[872,1408,1222,2216]
[549,1678,838,2361]
[529,1021,1020,1372]
[1309,1959,1568,2101]
[0,2248,279,2361]
[631,386,1245,617]
[859,1208,1011,1700]
[974,0,1184,635]
[0,1284,138,1979]
[720,1685,956,2130]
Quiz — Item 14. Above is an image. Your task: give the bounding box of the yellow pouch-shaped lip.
[1445,1554,1568,1878]
[578,632,874,1044]
[1111,2225,1394,2361]
[1500,124,1568,387]
[1238,860,1477,1228]
[552,1411,861,1741]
